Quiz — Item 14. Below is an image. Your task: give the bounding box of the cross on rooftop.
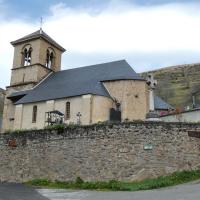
[40,17,43,33]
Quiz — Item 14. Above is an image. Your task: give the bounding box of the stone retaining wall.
[0,122,200,182]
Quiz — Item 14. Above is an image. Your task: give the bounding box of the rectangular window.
[65,102,70,120]
[32,105,37,123]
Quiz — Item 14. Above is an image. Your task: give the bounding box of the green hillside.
[141,63,200,108]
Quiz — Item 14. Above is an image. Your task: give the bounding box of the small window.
[22,45,32,66]
[45,48,54,68]
[32,105,37,123]
[65,102,70,120]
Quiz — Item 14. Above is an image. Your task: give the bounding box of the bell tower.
[10,29,66,87]
[1,29,65,132]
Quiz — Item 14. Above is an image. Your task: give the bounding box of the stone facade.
[0,88,5,115]
[2,84,36,132]
[12,79,148,130]
[12,39,62,72]
[10,37,61,87]
[0,89,5,130]
[13,95,112,130]
[103,80,149,120]
[0,122,200,183]
[2,31,64,132]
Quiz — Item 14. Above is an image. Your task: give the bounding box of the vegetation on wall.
[27,170,200,191]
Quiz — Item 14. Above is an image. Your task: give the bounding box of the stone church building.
[1,29,171,132]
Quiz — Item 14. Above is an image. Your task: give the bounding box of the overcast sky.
[1,0,200,88]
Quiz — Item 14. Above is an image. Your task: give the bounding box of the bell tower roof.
[11,29,66,52]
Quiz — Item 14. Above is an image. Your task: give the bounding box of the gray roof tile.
[7,90,30,99]
[11,29,66,52]
[15,60,144,104]
[154,96,173,110]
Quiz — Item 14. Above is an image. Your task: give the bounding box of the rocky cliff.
[142,63,200,108]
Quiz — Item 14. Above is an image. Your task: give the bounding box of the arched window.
[22,45,32,66]
[65,102,70,120]
[45,48,54,68]
[32,105,37,123]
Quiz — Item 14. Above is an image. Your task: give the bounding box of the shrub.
[75,177,84,185]
[26,169,200,191]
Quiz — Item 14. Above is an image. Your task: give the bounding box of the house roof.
[15,60,145,104]
[160,107,200,117]
[11,29,66,52]
[7,90,29,99]
[154,96,173,110]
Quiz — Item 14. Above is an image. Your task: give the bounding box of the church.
[1,29,171,132]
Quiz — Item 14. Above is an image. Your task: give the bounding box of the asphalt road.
[0,183,48,200]
[1,182,200,200]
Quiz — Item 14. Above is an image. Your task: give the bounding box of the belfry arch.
[22,44,32,66]
[45,48,55,69]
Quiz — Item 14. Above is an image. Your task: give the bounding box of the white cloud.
[1,1,200,88]
[45,2,200,53]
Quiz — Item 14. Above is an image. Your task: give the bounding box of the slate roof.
[15,60,145,104]
[11,29,66,52]
[154,96,173,110]
[7,90,29,99]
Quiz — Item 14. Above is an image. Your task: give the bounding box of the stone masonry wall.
[0,122,200,183]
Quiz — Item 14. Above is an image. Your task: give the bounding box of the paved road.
[1,182,200,200]
[38,182,200,200]
[0,183,48,200]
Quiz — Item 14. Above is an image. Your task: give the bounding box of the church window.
[65,102,70,120]
[22,45,32,66]
[32,105,37,123]
[45,48,54,68]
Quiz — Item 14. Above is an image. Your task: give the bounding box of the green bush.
[26,169,200,191]
[75,177,84,185]
[45,124,65,130]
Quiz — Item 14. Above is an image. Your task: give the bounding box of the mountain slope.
[141,63,200,108]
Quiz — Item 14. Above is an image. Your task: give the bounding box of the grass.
[26,170,200,191]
